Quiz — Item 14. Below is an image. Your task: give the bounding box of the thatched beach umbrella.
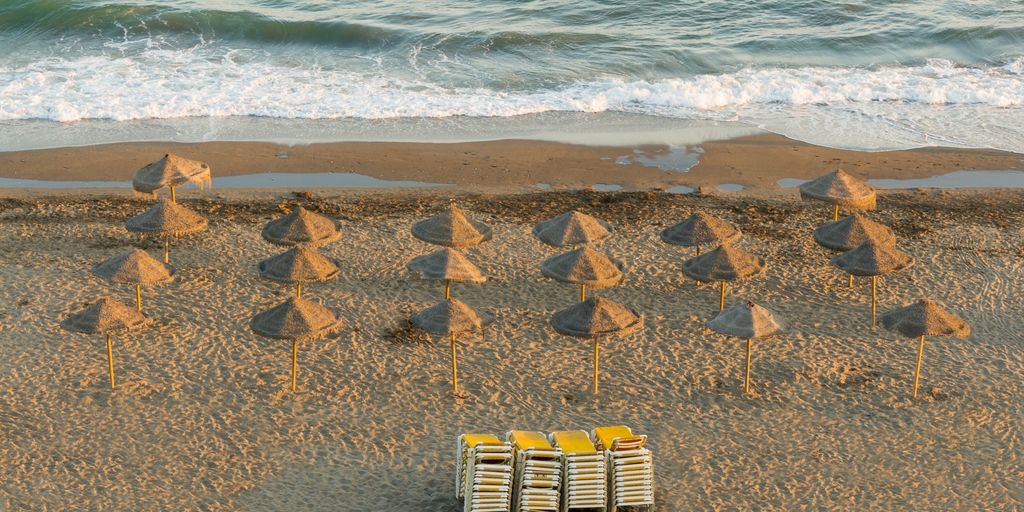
[410,298,490,395]
[258,244,340,298]
[661,212,741,285]
[250,297,341,392]
[92,248,174,312]
[411,206,492,248]
[799,169,877,220]
[407,248,486,299]
[814,214,896,287]
[533,210,613,247]
[880,300,970,398]
[540,246,625,303]
[660,212,741,252]
[707,301,784,394]
[830,240,914,324]
[551,297,642,394]
[132,153,211,203]
[683,244,766,311]
[61,298,150,389]
[125,199,208,264]
[261,206,341,247]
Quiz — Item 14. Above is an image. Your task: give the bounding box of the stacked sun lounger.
[592,426,654,511]
[458,426,652,512]
[549,430,607,511]
[457,434,515,512]
[507,431,562,512]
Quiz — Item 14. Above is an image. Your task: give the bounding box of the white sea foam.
[1,51,1023,152]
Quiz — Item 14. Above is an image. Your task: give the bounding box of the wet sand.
[0,186,1022,510]
[1,134,1022,193]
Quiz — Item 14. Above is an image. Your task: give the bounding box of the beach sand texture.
[0,190,1022,510]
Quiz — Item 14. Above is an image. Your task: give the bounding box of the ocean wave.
[1,53,1022,123]
[2,48,1023,152]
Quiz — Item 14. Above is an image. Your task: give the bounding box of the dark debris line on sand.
[2,189,1024,240]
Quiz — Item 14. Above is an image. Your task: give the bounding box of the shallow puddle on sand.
[616,145,703,172]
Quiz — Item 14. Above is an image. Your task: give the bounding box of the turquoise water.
[1,0,1023,152]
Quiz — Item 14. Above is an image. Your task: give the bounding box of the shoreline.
[1,134,1021,195]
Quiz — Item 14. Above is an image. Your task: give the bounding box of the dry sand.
[0,186,1022,510]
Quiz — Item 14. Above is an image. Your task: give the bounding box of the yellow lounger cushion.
[594,425,636,450]
[464,433,504,447]
[509,431,552,451]
[551,430,597,455]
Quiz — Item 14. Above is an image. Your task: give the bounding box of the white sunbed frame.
[592,431,654,512]
[549,431,607,511]
[506,432,562,512]
[457,435,514,512]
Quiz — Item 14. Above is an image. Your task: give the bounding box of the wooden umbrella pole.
[593,337,600,395]
[105,333,115,390]
[445,279,451,300]
[849,274,854,289]
[291,339,298,392]
[719,281,726,311]
[170,185,177,203]
[163,238,169,263]
[913,335,925,399]
[580,283,586,303]
[871,276,877,325]
[296,283,302,298]
[450,333,459,395]
[135,284,142,312]
[833,204,839,221]
[744,338,752,394]
[695,246,701,286]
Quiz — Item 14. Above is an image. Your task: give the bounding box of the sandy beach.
[1,155,1022,509]
[4,0,1024,507]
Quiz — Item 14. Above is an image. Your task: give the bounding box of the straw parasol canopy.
[125,200,208,263]
[540,246,625,302]
[707,300,784,393]
[250,296,341,391]
[132,153,211,201]
[92,248,174,312]
[125,200,208,237]
[550,297,643,394]
[880,299,970,398]
[61,298,151,389]
[411,206,492,248]
[880,300,970,339]
[411,298,490,337]
[411,298,491,395]
[831,239,915,324]
[813,214,896,252]
[682,244,766,311]
[799,169,877,220]
[61,298,151,335]
[660,212,741,250]
[261,206,341,247]
[258,244,340,297]
[251,296,341,341]
[407,248,486,299]
[708,301,784,339]
[830,240,915,277]
[533,210,613,247]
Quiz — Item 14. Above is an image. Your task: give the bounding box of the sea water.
[0,0,1022,152]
